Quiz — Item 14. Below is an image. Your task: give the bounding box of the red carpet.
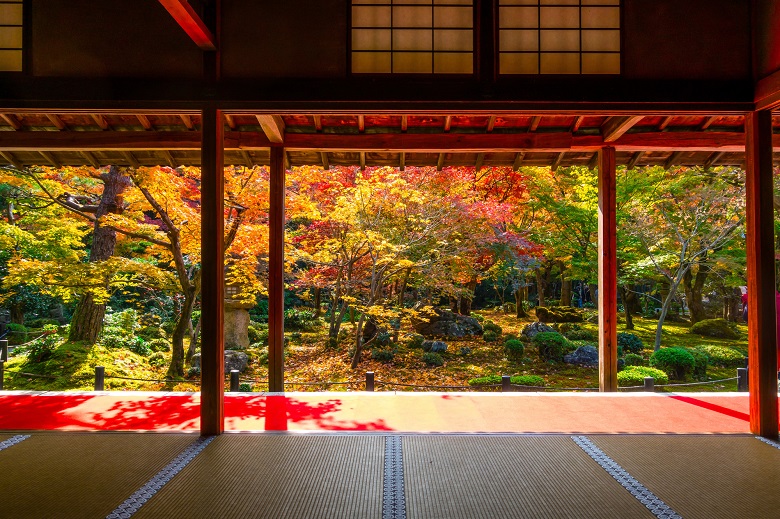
[0,391,757,434]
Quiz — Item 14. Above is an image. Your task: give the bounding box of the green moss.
[618,366,669,386]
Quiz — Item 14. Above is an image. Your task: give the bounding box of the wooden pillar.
[745,110,778,439]
[268,146,286,392]
[598,146,618,392]
[200,106,225,435]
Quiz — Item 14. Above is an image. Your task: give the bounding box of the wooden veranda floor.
[1,431,779,518]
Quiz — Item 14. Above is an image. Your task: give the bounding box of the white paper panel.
[0,27,22,49]
[393,51,433,72]
[434,29,473,51]
[0,3,22,25]
[352,29,391,50]
[499,7,539,29]
[582,52,620,73]
[500,53,539,74]
[581,29,619,52]
[0,50,22,71]
[500,29,538,51]
[393,6,433,27]
[434,52,473,73]
[352,6,391,27]
[540,52,580,73]
[540,7,579,29]
[434,6,472,28]
[352,52,392,72]
[581,7,620,29]
[393,29,433,51]
[540,30,579,51]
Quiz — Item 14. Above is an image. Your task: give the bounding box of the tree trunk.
[535,269,547,307]
[185,317,201,365]
[514,285,528,318]
[683,263,710,324]
[654,275,686,351]
[398,267,411,307]
[459,279,477,316]
[168,287,197,378]
[588,283,598,306]
[69,166,131,344]
[313,288,321,318]
[350,313,367,368]
[619,285,634,330]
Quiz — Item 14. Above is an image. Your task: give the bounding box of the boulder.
[191,350,249,373]
[564,345,599,367]
[422,340,448,353]
[224,306,250,349]
[521,321,555,339]
[412,309,483,338]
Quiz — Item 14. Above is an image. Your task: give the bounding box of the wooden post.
[199,106,225,436]
[268,146,286,393]
[598,146,618,392]
[745,110,778,439]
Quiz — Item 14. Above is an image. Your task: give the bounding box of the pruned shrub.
[690,318,740,340]
[18,332,60,363]
[248,323,268,344]
[371,348,395,363]
[690,348,708,380]
[148,351,167,367]
[617,366,669,387]
[650,347,696,380]
[25,318,60,329]
[623,353,644,367]
[533,332,568,363]
[698,345,746,368]
[467,375,545,387]
[504,339,525,361]
[535,306,583,323]
[483,330,499,342]
[148,338,170,353]
[617,332,644,354]
[422,352,444,367]
[406,333,425,349]
[283,308,319,330]
[128,337,151,357]
[482,320,503,335]
[238,383,252,392]
[565,329,596,342]
[139,326,166,340]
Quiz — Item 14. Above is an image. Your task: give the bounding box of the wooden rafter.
[224,114,237,130]
[46,114,67,131]
[359,151,365,170]
[587,152,599,170]
[40,151,60,168]
[399,151,405,171]
[401,115,408,132]
[91,114,110,130]
[157,0,216,50]
[313,115,322,132]
[700,116,717,131]
[180,114,195,130]
[240,150,253,168]
[475,152,484,171]
[122,151,140,168]
[571,116,584,132]
[551,151,565,171]
[320,152,329,170]
[658,116,674,131]
[256,115,285,143]
[284,151,291,171]
[512,152,525,171]
[704,151,725,169]
[357,115,365,133]
[627,151,644,170]
[443,116,452,132]
[664,151,683,170]
[0,151,22,169]
[1,114,21,130]
[486,116,496,133]
[601,116,643,142]
[81,151,100,168]
[528,116,541,132]
[137,114,153,130]
[161,150,177,168]
[437,153,445,171]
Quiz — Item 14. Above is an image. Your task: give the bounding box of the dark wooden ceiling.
[0,112,778,171]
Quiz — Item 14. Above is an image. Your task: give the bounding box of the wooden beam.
[699,116,717,131]
[399,151,405,171]
[664,151,682,170]
[240,150,253,168]
[357,115,365,133]
[313,115,322,132]
[658,116,674,130]
[1,114,21,130]
[704,151,724,169]
[200,107,225,435]
[401,115,408,132]
[587,152,599,170]
[0,151,22,169]
[90,114,109,130]
[571,116,584,132]
[256,115,285,143]
[268,146,286,393]
[486,115,496,132]
[512,152,525,171]
[601,116,643,142]
[284,151,291,171]
[359,151,366,170]
[180,114,194,130]
[745,110,779,439]
[39,151,60,168]
[122,151,140,168]
[81,151,100,168]
[157,0,216,50]
[626,151,644,170]
[320,152,329,170]
[161,150,177,168]
[136,114,153,130]
[46,114,66,131]
[755,68,780,111]
[551,151,565,171]
[443,116,452,132]
[437,153,445,171]
[598,146,618,392]
[224,114,236,130]
[528,116,541,132]
[475,152,484,171]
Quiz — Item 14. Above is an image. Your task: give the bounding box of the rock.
[191,350,249,373]
[422,340,448,353]
[564,345,599,367]
[459,347,471,355]
[224,306,250,349]
[412,309,483,338]
[521,321,556,339]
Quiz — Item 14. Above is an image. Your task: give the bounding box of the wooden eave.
[0,112,777,169]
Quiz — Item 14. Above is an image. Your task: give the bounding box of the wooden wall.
[754,0,780,79]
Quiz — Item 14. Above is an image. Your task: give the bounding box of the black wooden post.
[366,371,374,392]
[644,377,654,392]
[94,366,105,391]
[737,367,749,392]
[0,360,4,390]
[502,375,511,392]
[230,370,239,392]
[0,339,7,362]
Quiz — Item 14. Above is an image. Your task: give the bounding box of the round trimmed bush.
[467,375,545,387]
[617,332,644,354]
[148,338,170,353]
[483,330,499,342]
[148,352,167,367]
[422,352,444,367]
[618,366,669,387]
[698,345,746,368]
[371,348,395,363]
[690,318,740,340]
[504,339,525,361]
[532,332,568,363]
[690,348,708,380]
[565,329,596,342]
[649,347,696,380]
[482,320,503,335]
[406,333,425,349]
[623,353,644,367]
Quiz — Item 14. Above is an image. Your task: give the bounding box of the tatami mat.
[590,435,780,519]
[134,435,384,519]
[0,432,196,519]
[402,435,654,519]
